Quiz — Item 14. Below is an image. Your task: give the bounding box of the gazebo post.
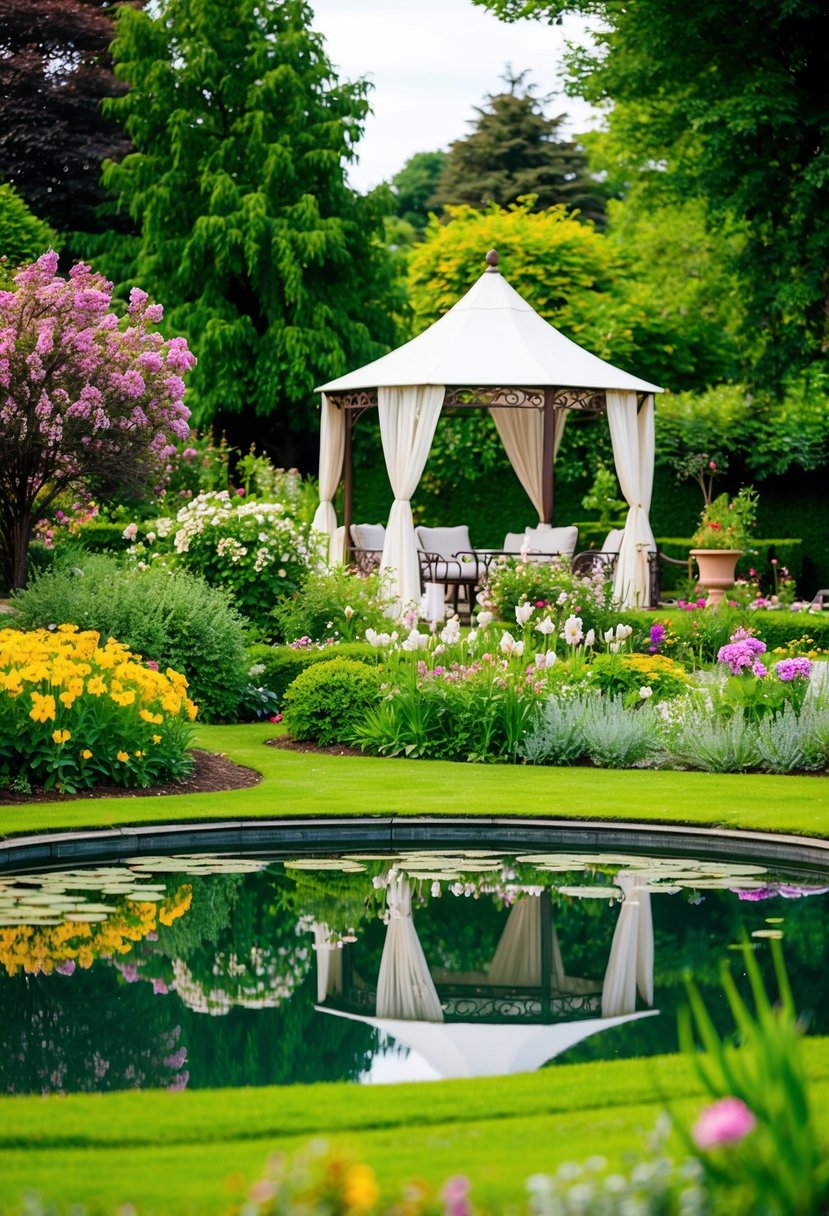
[541,388,556,524]
[342,409,354,562]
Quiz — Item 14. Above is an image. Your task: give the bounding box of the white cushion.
[416,525,472,560]
[351,522,385,551]
[423,558,483,582]
[601,528,625,555]
[503,531,528,553]
[524,525,578,558]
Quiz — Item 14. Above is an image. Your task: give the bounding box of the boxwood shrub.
[282,657,382,746]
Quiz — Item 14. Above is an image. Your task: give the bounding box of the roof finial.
[485,248,500,273]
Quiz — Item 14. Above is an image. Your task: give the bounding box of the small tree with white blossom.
[0,252,195,590]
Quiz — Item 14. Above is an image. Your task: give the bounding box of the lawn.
[1,722,828,842]
[2,1041,828,1212]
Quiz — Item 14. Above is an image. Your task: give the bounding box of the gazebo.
[315,251,663,610]
[311,874,662,1080]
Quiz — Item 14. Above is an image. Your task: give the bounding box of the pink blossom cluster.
[0,252,195,489]
[774,656,812,682]
[717,629,767,676]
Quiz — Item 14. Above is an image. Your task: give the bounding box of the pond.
[1,836,827,1094]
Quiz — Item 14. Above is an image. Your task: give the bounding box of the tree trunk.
[9,511,32,591]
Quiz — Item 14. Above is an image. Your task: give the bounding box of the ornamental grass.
[0,625,197,793]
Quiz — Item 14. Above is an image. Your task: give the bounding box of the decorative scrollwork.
[443,386,545,410]
[326,390,378,410]
[329,986,603,1023]
[553,388,607,413]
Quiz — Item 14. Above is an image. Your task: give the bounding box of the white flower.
[477,610,493,629]
[603,628,615,644]
[534,615,555,636]
[248,663,266,677]
[401,628,427,651]
[343,605,354,619]
[430,882,441,898]
[556,591,569,606]
[499,631,524,657]
[365,628,381,648]
[467,629,478,645]
[515,602,534,627]
[609,640,621,653]
[536,650,557,669]
[615,623,633,641]
[277,567,287,578]
[561,615,584,646]
[639,686,653,699]
[122,522,138,541]
[372,874,387,889]
[440,615,461,645]
[584,629,595,647]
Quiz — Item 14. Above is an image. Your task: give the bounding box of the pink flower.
[692,1097,756,1149]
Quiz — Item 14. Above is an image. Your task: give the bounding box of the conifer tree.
[433,72,606,224]
[103,0,399,465]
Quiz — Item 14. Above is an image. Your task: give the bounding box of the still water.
[1,844,826,1093]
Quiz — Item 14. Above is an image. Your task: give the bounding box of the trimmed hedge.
[75,521,128,552]
[282,658,382,746]
[245,641,379,700]
[634,608,829,652]
[655,537,803,592]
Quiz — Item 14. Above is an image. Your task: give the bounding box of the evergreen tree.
[0,184,58,278]
[0,0,133,235]
[390,150,448,230]
[432,71,606,224]
[103,0,400,466]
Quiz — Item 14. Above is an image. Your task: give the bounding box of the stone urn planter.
[690,549,742,607]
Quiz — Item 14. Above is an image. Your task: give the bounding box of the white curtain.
[606,391,656,608]
[312,923,343,1003]
[379,385,445,608]
[490,406,567,523]
[376,876,443,1021]
[311,393,345,565]
[601,874,654,1017]
[489,897,596,995]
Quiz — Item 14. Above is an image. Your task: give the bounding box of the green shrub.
[477,555,618,635]
[244,641,379,700]
[282,658,382,746]
[12,555,247,722]
[272,566,396,644]
[587,652,690,704]
[73,521,128,552]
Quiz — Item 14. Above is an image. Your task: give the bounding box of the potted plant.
[690,486,758,606]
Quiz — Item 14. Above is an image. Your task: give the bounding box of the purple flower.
[775,657,811,682]
[717,634,767,674]
[692,1097,756,1149]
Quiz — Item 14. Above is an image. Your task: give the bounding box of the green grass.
[1,723,828,840]
[2,1042,828,1212]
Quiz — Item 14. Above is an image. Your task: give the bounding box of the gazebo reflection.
[313,874,661,1079]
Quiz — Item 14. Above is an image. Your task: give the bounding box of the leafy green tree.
[0,184,57,277]
[390,150,447,230]
[473,0,829,383]
[102,0,400,467]
[432,72,606,225]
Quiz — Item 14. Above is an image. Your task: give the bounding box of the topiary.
[11,554,248,722]
[282,658,382,746]
[244,641,379,700]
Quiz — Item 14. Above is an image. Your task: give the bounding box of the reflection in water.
[0,847,826,1093]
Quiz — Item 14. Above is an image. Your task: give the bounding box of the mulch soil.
[0,749,262,805]
[266,736,367,758]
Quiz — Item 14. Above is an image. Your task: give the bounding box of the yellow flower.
[29,692,56,723]
[116,751,129,763]
[134,750,143,759]
[152,734,162,744]
[343,1165,379,1211]
[52,729,71,745]
[185,699,198,721]
[81,749,92,760]
[87,677,106,696]
[59,691,76,709]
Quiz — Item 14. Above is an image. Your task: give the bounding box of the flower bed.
[0,625,197,793]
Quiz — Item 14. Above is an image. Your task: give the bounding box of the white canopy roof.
[317,1006,659,1079]
[317,265,662,394]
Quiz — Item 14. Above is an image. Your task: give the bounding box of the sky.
[309,0,601,192]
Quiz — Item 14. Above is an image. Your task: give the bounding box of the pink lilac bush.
[0,252,195,588]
